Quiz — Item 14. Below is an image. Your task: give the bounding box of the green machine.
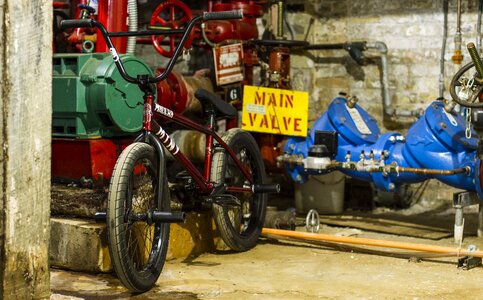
[52,53,154,138]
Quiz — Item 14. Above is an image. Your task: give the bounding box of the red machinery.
[52,0,272,183]
[53,0,130,184]
[61,0,128,53]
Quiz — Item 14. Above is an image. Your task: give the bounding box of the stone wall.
[286,0,480,130]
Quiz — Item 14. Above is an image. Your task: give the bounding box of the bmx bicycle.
[61,10,279,292]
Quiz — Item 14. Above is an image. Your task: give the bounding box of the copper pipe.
[332,161,469,176]
[262,228,483,258]
[395,166,469,176]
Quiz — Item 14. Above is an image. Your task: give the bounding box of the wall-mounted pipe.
[440,0,449,98]
[452,0,463,64]
[478,0,483,54]
[365,42,423,121]
[304,41,423,124]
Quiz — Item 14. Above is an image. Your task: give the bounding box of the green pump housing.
[52,53,154,138]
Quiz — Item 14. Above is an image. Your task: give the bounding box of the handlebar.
[59,10,243,85]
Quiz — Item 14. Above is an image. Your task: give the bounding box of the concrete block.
[50,218,112,273]
[50,212,226,273]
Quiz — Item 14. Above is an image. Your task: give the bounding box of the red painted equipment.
[156,68,215,116]
[150,0,265,57]
[96,0,128,53]
[51,138,132,183]
[64,0,128,53]
[150,0,194,57]
[203,1,264,43]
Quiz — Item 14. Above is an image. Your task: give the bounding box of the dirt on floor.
[50,223,483,299]
[50,182,483,299]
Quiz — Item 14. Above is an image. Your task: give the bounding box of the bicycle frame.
[60,12,259,196]
[140,93,254,195]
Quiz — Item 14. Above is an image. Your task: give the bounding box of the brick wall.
[287,0,481,130]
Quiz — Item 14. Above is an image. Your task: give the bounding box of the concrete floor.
[50,224,483,299]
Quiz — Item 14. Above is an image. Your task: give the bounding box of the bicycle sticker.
[154,104,174,118]
[144,103,152,124]
[109,47,120,62]
[155,126,179,154]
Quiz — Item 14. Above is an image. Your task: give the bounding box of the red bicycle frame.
[142,94,254,195]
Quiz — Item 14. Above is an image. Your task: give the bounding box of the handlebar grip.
[202,10,243,21]
[467,42,483,78]
[59,19,95,30]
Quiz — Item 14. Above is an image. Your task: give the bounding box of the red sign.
[213,43,244,85]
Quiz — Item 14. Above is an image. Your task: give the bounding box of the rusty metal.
[156,68,214,116]
[97,0,128,53]
[394,166,469,176]
[268,47,291,88]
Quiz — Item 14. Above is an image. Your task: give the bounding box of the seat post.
[204,104,216,180]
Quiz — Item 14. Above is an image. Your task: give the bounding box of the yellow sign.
[241,86,308,137]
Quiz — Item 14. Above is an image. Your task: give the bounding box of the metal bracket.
[453,192,480,244]
[457,245,482,270]
[458,256,482,270]
[305,209,320,233]
[453,191,479,207]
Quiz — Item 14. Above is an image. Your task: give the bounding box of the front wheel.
[211,129,267,252]
[107,142,170,292]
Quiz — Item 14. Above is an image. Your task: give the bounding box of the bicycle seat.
[195,89,237,118]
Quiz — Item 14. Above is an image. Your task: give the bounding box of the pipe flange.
[305,209,320,233]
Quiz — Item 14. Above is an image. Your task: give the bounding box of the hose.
[126,0,137,54]
[262,228,483,258]
[284,10,295,40]
[201,22,215,47]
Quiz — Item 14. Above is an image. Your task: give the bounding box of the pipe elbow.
[367,41,388,54]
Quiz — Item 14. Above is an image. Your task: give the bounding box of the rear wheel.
[107,142,170,292]
[211,129,267,251]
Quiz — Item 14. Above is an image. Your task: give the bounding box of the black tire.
[107,142,170,292]
[211,128,267,251]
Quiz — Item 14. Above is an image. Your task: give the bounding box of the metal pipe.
[452,0,463,64]
[440,0,449,98]
[366,42,392,116]
[201,22,215,47]
[394,166,469,176]
[477,0,482,54]
[328,160,469,176]
[262,228,483,258]
[126,0,138,54]
[479,204,483,238]
[283,10,295,40]
[277,1,284,38]
[366,41,422,119]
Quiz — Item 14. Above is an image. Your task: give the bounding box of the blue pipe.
[283,96,482,196]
